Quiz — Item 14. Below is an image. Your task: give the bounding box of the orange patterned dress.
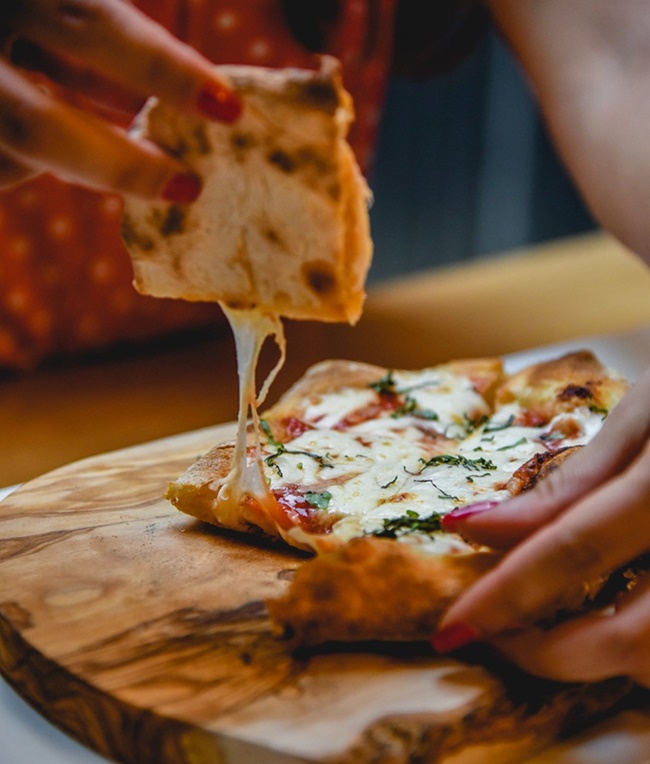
[0,0,397,369]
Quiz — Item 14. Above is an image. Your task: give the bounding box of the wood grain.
[0,426,636,764]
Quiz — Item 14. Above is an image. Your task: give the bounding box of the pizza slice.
[121,56,372,324]
[167,349,630,645]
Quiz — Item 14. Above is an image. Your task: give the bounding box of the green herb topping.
[373,509,443,539]
[369,370,397,394]
[419,454,497,472]
[496,437,527,451]
[305,490,332,510]
[484,415,515,433]
[260,418,334,478]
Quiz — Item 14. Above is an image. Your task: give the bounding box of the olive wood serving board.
[0,426,634,764]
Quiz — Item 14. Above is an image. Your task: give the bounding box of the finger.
[444,367,650,549]
[433,437,650,647]
[8,36,145,117]
[490,573,650,687]
[0,59,199,199]
[8,0,241,122]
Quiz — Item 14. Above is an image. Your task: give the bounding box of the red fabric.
[0,0,396,369]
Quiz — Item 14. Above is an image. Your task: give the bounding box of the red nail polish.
[441,501,499,531]
[431,623,481,654]
[161,173,202,204]
[196,82,242,122]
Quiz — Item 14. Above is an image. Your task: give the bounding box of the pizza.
[166,349,630,645]
[121,56,372,325]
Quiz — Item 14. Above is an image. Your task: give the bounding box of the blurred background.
[369,27,595,282]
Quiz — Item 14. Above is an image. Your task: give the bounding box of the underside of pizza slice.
[121,57,372,324]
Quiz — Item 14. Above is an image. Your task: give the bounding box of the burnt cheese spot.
[193,124,212,154]
[268,150,296,173]
[231,132,257,161]
[165,138,190,161]
[121,216,154,252]
[559,384,593,401]
[294,80,340,113]
[263,227,287,250]
[160,205,186,237]
[303,261,337,295]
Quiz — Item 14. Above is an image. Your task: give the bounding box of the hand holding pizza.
[436,365,650,688]
[0,0,241,200]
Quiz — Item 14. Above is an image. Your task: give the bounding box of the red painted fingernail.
[196,82,242,122]
[441,501,499,532]
[431,623,481,654]
[161,173,202,204]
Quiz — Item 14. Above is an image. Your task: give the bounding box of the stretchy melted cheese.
[216,306,286,530]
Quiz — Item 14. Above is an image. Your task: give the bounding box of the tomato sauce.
[272,485,335,534]
[334,391,401,429]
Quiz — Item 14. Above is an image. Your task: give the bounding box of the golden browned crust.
[165,443,235,525]
[266,537,501,645]
[496,350,629,421]
[506,445,582,495]
[263,359,387,422]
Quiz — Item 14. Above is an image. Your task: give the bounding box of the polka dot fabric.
[0,0,397,369]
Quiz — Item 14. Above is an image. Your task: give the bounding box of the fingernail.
[196,82,242,122]
[161,172,202,204]
[431,623,481,654]
[441,501,499,532]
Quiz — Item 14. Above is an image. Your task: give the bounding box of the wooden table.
[2,231,650,488]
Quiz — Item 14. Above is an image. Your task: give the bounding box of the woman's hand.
[0,0,241,199]
[433,365,650,688]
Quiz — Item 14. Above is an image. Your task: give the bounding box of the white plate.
[2,325,649,764]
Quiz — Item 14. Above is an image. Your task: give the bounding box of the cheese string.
[217,304,286,514]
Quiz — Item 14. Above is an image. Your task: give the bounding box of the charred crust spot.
[163,138,190,161]
[121,216,154,252]
[297,147,333,175]
[193,124,211,154]
[280,622,296,641]
[231,132,256,160]
[295,80,339,112]
[160,205,186,237]
[508,446,579,495]
[559,384,593,401]
[263,227,283,247]
[303,261,337,295]
[268,149,296,173]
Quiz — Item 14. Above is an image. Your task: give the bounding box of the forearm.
[484,0,650,262]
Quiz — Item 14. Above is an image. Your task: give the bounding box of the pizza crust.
[266,537,501,645]
[497,350,628,420]
[121,57,372,324]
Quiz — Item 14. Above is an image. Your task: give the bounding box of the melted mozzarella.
[261,368,608,552]
[216,305,285,527]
